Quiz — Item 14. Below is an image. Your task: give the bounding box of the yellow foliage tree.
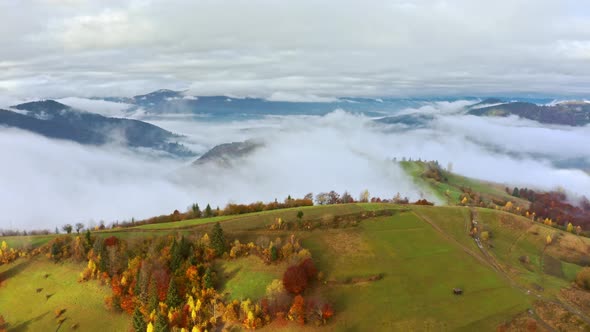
[146,322,154,332]
[504,201,513,211]
[567,222,574,233]
[546,235,552,245]
[461,197,468,205]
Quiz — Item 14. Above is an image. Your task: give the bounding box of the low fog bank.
[0,129,194,230]
[2,100,590,230]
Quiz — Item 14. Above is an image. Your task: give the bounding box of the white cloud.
[1,0,590,98]
[266,92,338,103]
[3,100,590,230]
[57,97,133,117]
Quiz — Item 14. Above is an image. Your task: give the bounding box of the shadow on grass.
[214,264,242,296]
[0,258,33,282]
[7,311,50,332]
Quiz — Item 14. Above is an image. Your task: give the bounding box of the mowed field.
[3,203,586,331]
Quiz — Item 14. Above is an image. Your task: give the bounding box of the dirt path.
[415,207,590,330]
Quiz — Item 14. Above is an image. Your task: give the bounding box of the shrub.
[576,267,590,290]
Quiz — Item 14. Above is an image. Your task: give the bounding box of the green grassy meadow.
[0,257,129,331]
[301,211,530,331]
[1,203,588,331]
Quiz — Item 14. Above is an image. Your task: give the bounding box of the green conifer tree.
[132,306,147,332]
[154,312,170,332]
[165,277,182,308]
[211,222,226,256]
[203,267,213,289]
[205,204,213,218]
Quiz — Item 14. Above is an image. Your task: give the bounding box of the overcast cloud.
[1,0,590,99]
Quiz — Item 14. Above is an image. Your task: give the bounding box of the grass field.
[300,211,531,331]
[1,203,588,331]
[216,256,286,301]
[400,161,530,207]
[0,257,129,331]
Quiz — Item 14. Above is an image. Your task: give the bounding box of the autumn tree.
[567,222,574,233]
[315,193,329,205]
[283,265,308,295]
[211,222,226,256]
[62,224,73,234]
[340,191,354,204]
[359,189,370,203]
[327,191,340,205]
[75,223,84,234]
[288,295,305,325]
[300,258,318,280]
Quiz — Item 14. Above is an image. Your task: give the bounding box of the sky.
[1,0,590,100]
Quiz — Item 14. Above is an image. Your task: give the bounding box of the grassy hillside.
[400,160,530,207]
[300,210,530,331]
[1,203,589,331]
[0,258,129,331]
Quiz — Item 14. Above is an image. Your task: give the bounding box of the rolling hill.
[1,202,589,331]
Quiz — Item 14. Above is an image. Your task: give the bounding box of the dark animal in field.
[44,273,50,279]
[453,288,463,295]
[36,288,43,293]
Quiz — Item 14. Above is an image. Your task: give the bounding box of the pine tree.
[154,312,169,332]
[270,246,278,262]
[169,238,182,272]
[166,277,182,309]
[84,229,92,245]
[204,204,212,218]
[148,279,159,311]
[211,222,226,256]
[203,267,213,289]
[192,203,201,217]
[134,266,142,296]
[132,306,147,332]
[512,187,520,198]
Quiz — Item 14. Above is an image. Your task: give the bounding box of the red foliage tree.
[104,236,119,247]
[283,265,308,295]
[300,258,318,280]
[321,303,334,320]
[289,295,305,325]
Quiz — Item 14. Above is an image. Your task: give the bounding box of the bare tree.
[75,223,84,234]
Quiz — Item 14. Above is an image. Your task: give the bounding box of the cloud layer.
[1,0,590,99]
[2,100,590,230]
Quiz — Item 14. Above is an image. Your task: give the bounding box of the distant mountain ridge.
[192,140,263,167]
[1,100,194,157]
[467,99,590,126]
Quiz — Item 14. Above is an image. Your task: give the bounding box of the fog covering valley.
[1,96,590,230]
